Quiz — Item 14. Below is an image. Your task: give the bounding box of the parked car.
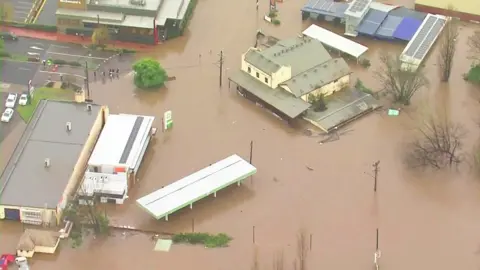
[18,94,28,106]
[0,32,17,41]
[1,108,14,123]
[0,254,15,270]
[5,93,17,108]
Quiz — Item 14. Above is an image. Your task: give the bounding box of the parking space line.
[47,52,107,60]
[18,1,33,4]
[50,45,70,49]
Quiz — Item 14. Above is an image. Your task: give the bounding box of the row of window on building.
[247,66,269,84]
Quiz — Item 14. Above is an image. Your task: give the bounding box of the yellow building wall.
[35,241,60,254]
[57,0,86,10]
[241,50,292,89]
[271,66,292,89]
[415,0,480,16]
[301,75,350,102]
[57,106,108,222]
[17,250,34,258]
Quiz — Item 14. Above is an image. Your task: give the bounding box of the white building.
[344,0,372,36]
[78,113,155,204]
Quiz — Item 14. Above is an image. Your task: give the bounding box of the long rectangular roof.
[229,71,312,119]
[88,114,154,168]
[301,0,349,19]
[136,154,256,220]
[0,100,102,208]
[302,24,368,59]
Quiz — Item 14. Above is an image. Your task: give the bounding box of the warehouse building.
[414,0,480,22]
[0,100,107,225]
[77,113,155,204]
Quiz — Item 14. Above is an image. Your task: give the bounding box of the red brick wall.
[415,4,480,22]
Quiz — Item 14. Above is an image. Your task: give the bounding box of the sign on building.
[163,110,173,131]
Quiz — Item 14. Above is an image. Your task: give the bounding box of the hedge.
[1,21,57,32]
[0,51,11,57]
[50,59,82,67]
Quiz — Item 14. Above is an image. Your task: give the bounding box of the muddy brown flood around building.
[2,0,480,269]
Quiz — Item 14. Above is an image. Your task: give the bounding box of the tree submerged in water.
[132,58,168,90]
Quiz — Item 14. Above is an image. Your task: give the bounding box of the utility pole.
[376,228,379,250]
[218,50,224,88]
[372,161,380,192]
[249,140,254,164]
[85,61,91,101]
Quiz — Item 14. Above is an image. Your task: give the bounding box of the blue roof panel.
[302,0,349,19]
[393,17,423,41]
[357,9,388,36]
[375,15,403,39]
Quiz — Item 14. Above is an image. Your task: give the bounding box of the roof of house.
[281,58,352,97]
[17,229,61,251]
[156,0,191,25]
[244,36,332,76]
[88,114,154,168]
[229,71,311,119]
[0,100,102,208]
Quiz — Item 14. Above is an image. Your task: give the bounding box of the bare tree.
[438,7,459,82]
[252,245,260,270]
[468,30,480,62]
[374,53,429,105]
[272,249,284,270]
[294,229,309,270]
[406,115,465,169]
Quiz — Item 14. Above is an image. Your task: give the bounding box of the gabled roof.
[244,36,332,76]
[281,58,352,97]
[17,229,61,251]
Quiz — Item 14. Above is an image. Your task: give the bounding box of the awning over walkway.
[136,154,256,220]
[229,71,311,119]
[302,24,368,59]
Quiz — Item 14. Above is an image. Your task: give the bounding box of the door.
[4,208,20,220]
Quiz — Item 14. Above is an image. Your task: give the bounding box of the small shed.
[16,229,61,258]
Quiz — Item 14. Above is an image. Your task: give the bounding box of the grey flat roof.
[230,71,311,119]
[0,100,101,208]
[90,0,162,12]
[156,0,187,25]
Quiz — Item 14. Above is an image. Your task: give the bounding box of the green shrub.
[1,21,57,32]
[132,58,167,89]
[68,61,82,67]
[0,51,11,58]
[272,19,281,25]
[355,79,376,97]
[268,11,277,18]
[52,59,67,65]
[465,64,480,84]
[172,233,232,248]
[360,58,371,68]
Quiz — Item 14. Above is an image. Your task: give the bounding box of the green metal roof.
[281,58,352,97]
[244,36,333,76]
[229,71,311,119]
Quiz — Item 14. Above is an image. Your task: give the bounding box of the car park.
[1,108,14,123]
[18,94,28,106]
[5,93,17,108]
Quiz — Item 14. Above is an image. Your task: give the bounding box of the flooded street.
[2,0,480,269]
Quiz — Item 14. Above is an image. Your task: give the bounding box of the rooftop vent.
[86,104,92,111]
[44,158,50,168]
[130,0,146,5]
[66,122,72,131]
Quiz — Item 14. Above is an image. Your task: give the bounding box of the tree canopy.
[132,58,167,89]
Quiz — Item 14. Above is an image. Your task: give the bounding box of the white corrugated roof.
[136,154,257,219]
[79,172,127,196]
[88,114,154,168]
[303,24,368,58]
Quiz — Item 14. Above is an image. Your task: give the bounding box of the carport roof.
[0,100,102,209]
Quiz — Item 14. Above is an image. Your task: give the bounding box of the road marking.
[32,42,45,46]
[19,67,31,71]
[47,51,107,60]
[17,1,33,4]
[0,83,11,89]
[14,11,29,14]
[38,70,86,79]
[50,44,70,49]
[30,46,44,51]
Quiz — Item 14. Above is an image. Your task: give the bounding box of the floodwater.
[2,0,480,269]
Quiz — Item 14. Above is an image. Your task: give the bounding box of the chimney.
[44,158,50,168]
[86,104,92,111]
[66,122,72,131]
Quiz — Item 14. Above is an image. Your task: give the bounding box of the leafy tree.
[132,58,167,89]
[308,93,327,112]
[92,27,110,47]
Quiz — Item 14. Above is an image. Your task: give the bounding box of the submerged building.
[77,113,155,204]
[414,0,480,22]
[55,0,197,43]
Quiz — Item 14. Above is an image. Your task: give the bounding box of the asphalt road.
[3,37,51,58]
[0,92,21,144]
[12,0,34,22]
[0,61,38,86]
[35,0,58,25]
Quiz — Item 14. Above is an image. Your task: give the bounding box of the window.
[247,67,251,73]
[256,72,259,78]
[264,77,269,84]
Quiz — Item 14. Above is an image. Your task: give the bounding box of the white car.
[5,93,17,108]
[18,94,28,106]
[1,108,14,122]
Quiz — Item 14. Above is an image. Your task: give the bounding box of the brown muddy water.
[2,0,480,269]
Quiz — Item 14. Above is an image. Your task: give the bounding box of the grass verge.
[17,87,72,122]
[172,232,232,248]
